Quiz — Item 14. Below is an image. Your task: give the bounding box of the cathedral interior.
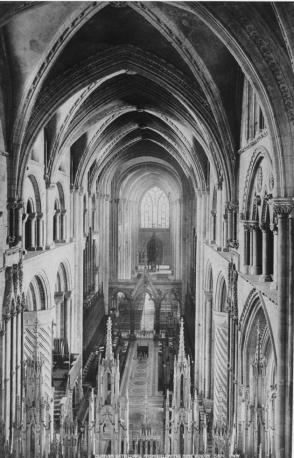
[0,1,293,457]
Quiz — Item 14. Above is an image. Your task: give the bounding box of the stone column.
[249,225,254,269]
[27,213,36,250]
[216,181,223,248]
[60,210,67,242]
[204,291,212,399]
[242,222,250,274]
[286,211,294,454]
[54,209,61,242]
[210,211,216,243]
[227,202,239,247]
[11,307,17,428]
[272,198,293,458]
[45,183,56,249]
[70,187,74,241]
[16,302,22,405]
[250,223,261,275]
[22,213,28,252]
[227,204,233,242]
[5,314,11,440]
[194,192,202,388]
[64,292,72,352]
[0,322,6,419]
[154,299,161,340]
[36,212,44,250]
[260,223,272,281]
[223,211,228,251]
[54,292,64,339]
[15,201,23,244]
[270,224,278,290]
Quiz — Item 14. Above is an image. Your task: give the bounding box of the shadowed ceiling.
[0,1,291,199]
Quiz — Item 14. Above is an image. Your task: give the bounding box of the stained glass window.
[141,186,169,228]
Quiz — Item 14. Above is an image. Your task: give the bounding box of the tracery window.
[140,186,169,228]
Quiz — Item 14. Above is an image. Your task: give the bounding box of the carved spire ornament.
[178,317,186,363]
[252,320,266,376]
[105,316,114,361]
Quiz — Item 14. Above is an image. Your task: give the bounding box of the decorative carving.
[259,222,269,232]
[256,167,263,192]
[217,177,223,190]
[111,1,127,7]
[241,148,270,218]
[239,288,257,329]
[252,320,267,376]
[271,198,294,216]
[243,221,250,231]
[238,129,268,154]
[225,4,294,121]
[227,260,238,321]
[3,267,13,316]
[260,194,272,224]
[269,172,274,191]
[227,201,238,213]
[12,263,19,299]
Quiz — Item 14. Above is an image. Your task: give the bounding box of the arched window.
[26,276,47,311]
[140,186,169,228]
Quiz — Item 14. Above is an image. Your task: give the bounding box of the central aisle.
[120,338,164,452]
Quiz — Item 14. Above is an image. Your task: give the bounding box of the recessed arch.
[27,174,42,213]
[215,273,227,312]
[26,274,49,311]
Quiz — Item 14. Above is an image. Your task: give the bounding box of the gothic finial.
[178,317,185,362]
[105,316,114,361]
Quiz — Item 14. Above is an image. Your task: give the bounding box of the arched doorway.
[239,298,276,458]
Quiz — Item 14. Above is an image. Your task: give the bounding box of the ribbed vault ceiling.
[1,1,293,198]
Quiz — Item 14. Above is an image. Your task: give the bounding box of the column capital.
[217,177,223,190]
[243,221,250,230]
[45,180,56,190]
[271,197,294,217]
[226,201,238,212]
[247,220,259,230]
[28,212,36,220]
[7,199,23,210]
[54,291,64,303]
[259,222,269,232]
